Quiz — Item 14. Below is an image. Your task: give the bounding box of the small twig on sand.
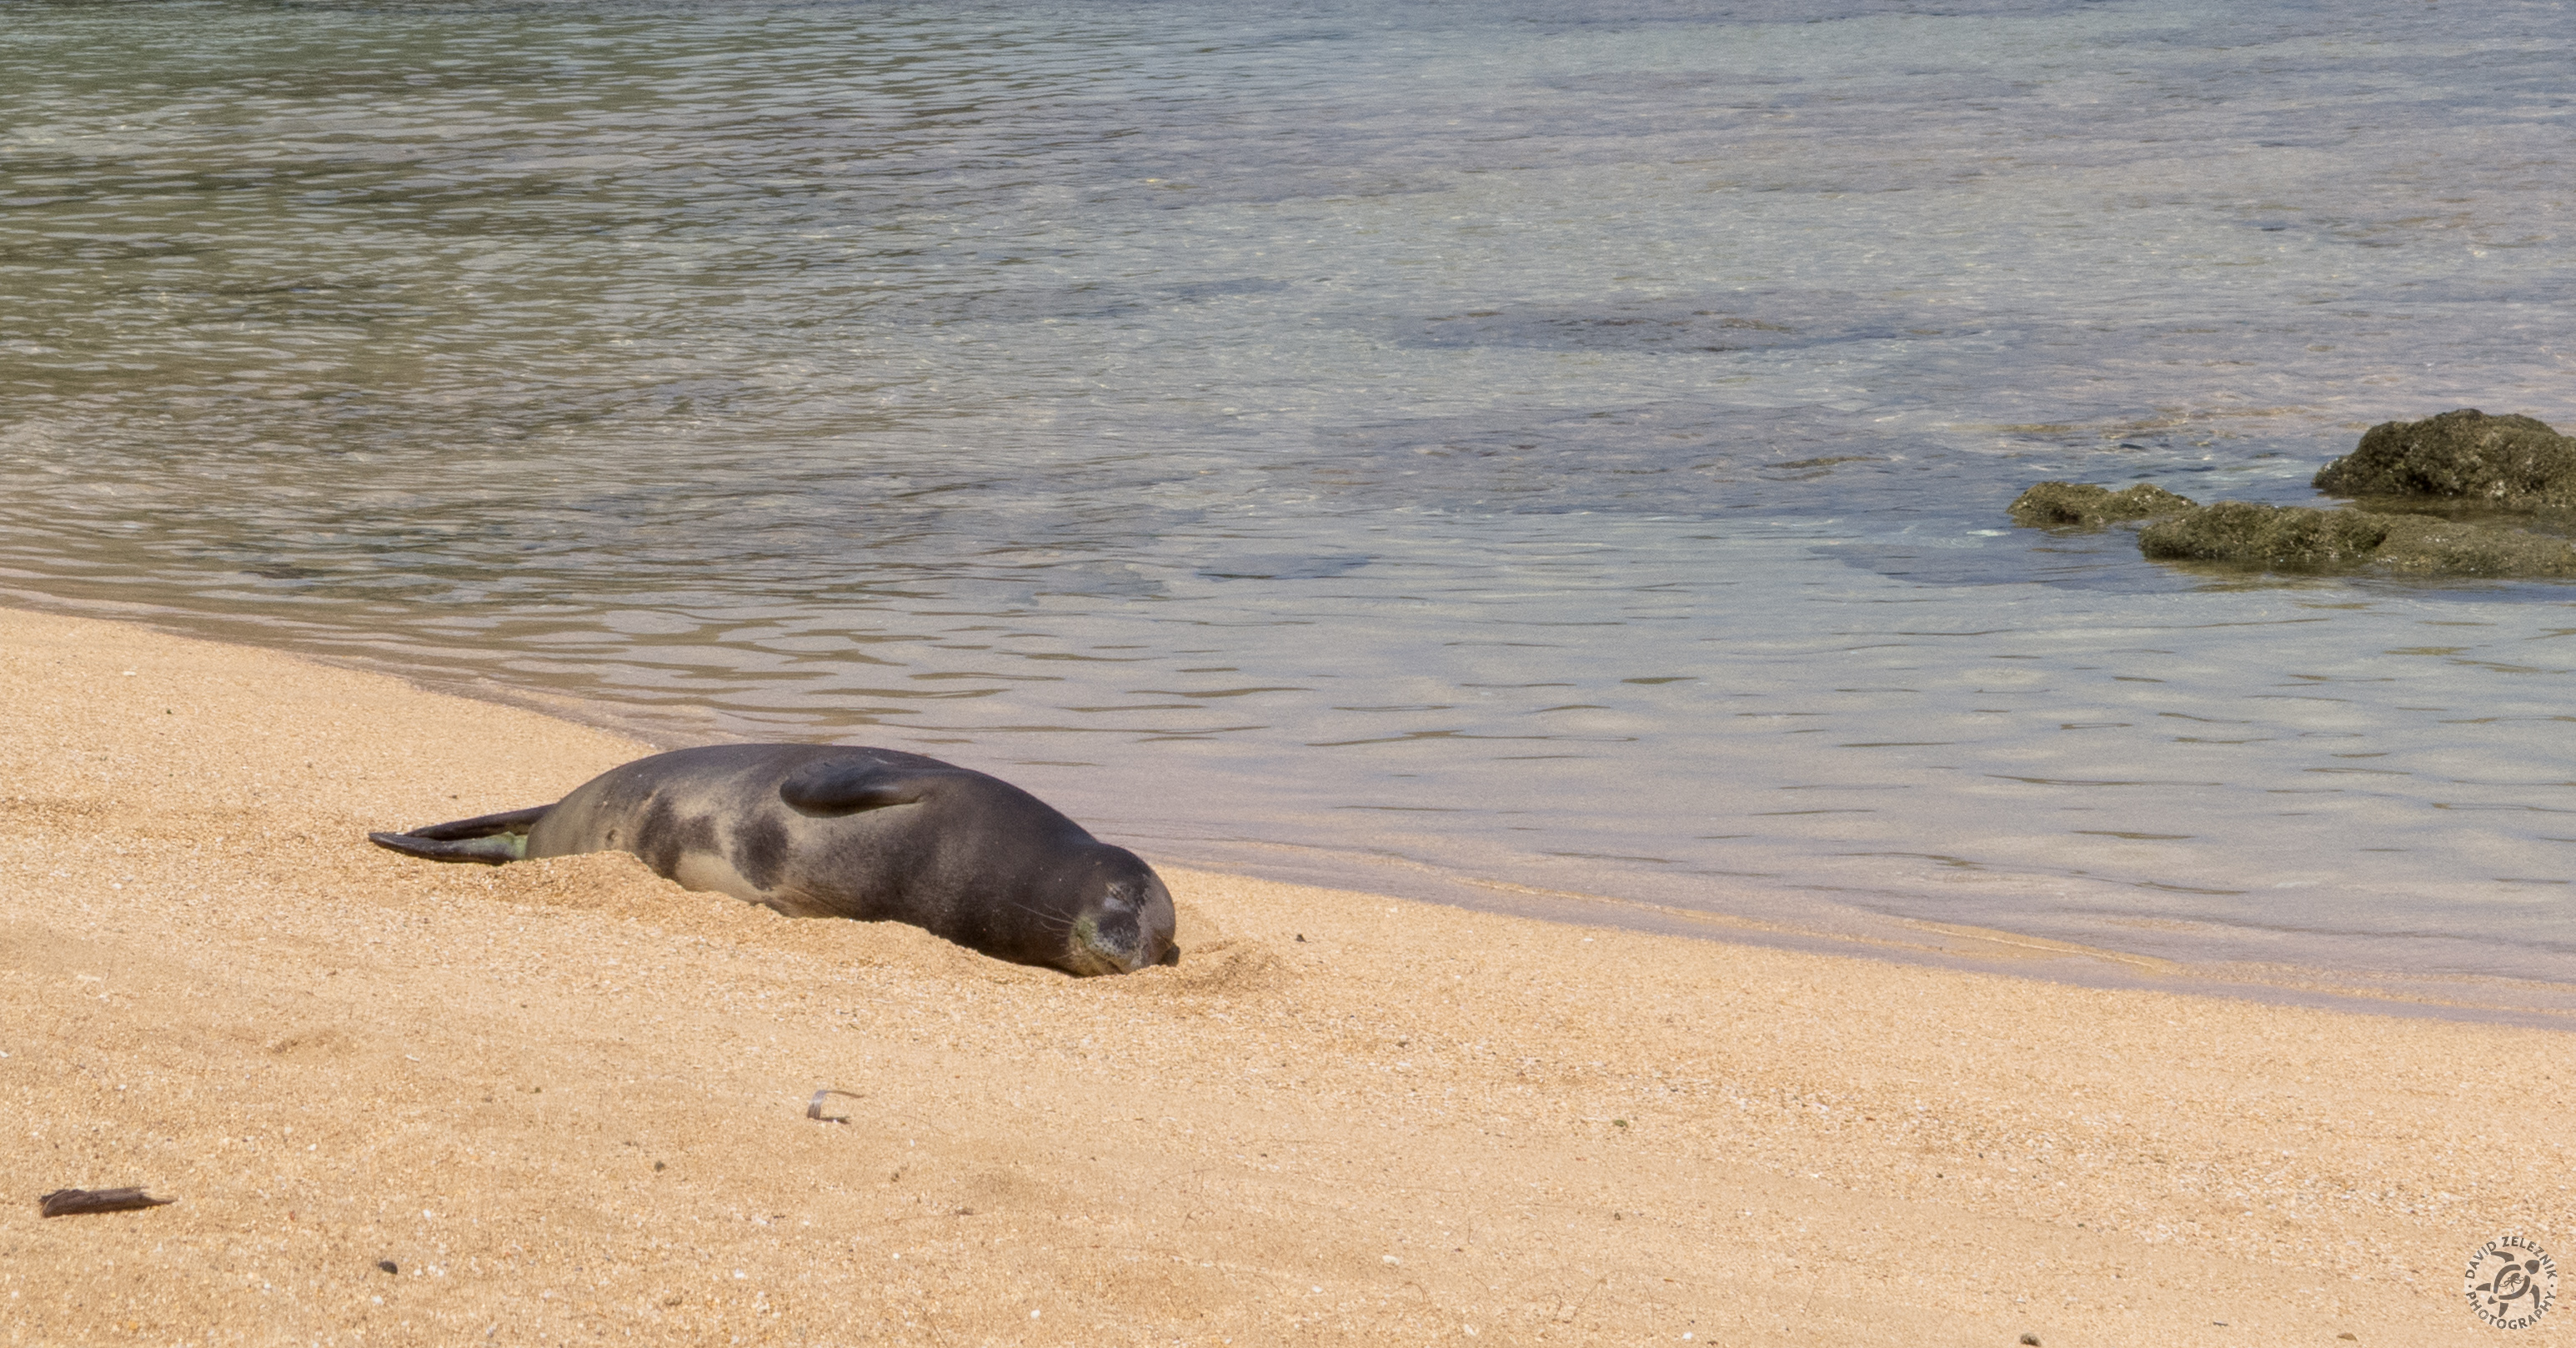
[38,1188,174,1218]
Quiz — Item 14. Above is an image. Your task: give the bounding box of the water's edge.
[27,592,2571,1032]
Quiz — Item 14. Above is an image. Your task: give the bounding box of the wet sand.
[1,607,2568,1346]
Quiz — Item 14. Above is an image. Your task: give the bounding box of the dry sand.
[3,606,2572,1346]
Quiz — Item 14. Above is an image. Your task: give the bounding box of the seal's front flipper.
[778,761,965,816]
[368,804,551,865]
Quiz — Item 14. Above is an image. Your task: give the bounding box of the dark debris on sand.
[38,1187,174,1217]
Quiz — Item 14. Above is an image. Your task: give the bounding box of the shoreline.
[3,589,2569,1031]
[4,605,2572,1344]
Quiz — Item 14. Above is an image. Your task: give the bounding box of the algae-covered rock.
[2012,428,2576,578]
[2313,408,2576,507]
[2137,501,2576,578]
[2368,514,2576,578]
[2137,502,2393,567]
[2007,481,2198,526]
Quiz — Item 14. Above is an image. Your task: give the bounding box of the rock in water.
[2138,502,2576,578]
[2006,481,2198,527]
[2008,413,2576,579]
[2137,502,2395,568]
[2313,408,2576,508]
[2371,515,2576,577]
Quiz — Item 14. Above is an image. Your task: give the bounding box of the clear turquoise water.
[5,0,2573,990]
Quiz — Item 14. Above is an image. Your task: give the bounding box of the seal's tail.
[366,804,552,865]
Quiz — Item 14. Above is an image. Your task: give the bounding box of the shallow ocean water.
[3,0,2573,990]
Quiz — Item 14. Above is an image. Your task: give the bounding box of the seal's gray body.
[369,744,1175,976]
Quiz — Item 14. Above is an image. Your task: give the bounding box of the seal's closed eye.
[777,761,956,816]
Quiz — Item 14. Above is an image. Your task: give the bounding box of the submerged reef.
[2012,408,2576,579]
[2313,408,2576,508]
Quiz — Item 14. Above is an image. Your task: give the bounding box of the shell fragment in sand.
[807,1088,860,1124]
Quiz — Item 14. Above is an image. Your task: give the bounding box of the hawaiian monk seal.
[367,744,1177,976]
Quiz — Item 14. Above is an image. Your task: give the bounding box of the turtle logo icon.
[2464,1235,2557,1330]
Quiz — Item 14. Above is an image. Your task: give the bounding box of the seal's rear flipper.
[368,804,551,865]
[401,804,553,840]
[368,831,528,864]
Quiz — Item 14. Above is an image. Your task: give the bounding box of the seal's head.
[1056,846,1179,975]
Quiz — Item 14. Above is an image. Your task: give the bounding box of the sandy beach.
[2,606,2569,1346]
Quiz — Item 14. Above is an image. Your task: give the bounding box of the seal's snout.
[1065,862,1178,975]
